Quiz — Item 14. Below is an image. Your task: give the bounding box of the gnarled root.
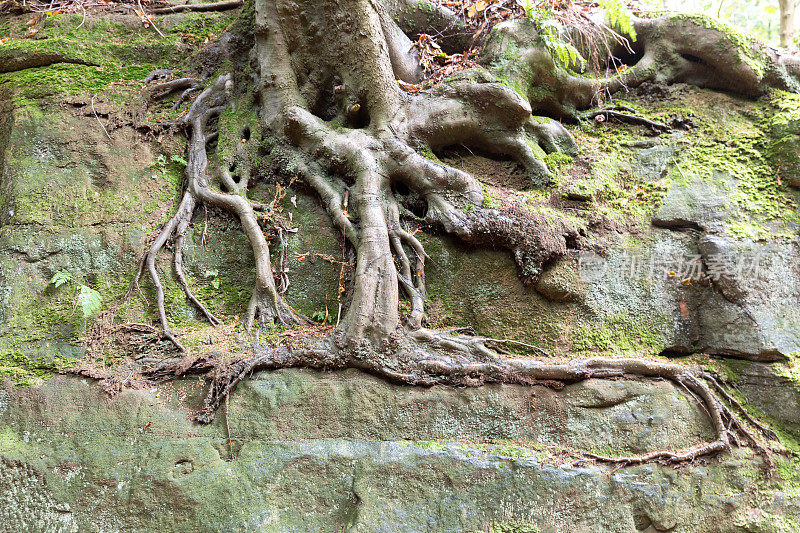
[483,13,800,120]
[110,0,788,471]
[129,74,304,350]
[139,327,776,469]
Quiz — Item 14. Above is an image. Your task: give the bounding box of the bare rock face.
[0,371,793,532]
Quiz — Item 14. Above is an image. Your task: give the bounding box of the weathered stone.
[631,139,676,182]
[0,371,795,532]
[535,255,586,302]
[653,175,733,231]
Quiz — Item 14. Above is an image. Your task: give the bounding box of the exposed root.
[582,107,670,132]
[149,0,243,14]
[703,372,780,442]
[145,77,202,101]
[0,52,97,74]
[133,327,777,469]
[484,13,800,120]
[128,73,305,350]
[108,0,792,472]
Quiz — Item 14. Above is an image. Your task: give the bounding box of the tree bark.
[780,0,796,49]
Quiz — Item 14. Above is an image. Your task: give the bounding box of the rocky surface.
[0,370,796,532]
[1,8,800,532]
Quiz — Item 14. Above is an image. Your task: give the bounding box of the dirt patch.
[437,147,531,190]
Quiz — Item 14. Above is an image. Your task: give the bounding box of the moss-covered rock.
[0,370,795,532]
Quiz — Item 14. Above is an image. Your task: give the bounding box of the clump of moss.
[0,348,77,387]
[570,312,669,355]
[611,87,800,240]
[0,11,238,106]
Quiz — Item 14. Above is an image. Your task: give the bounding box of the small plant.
[49,270,72,288]
[599,0,637,41]
[170,154,188,167]
[77,285,102,319]
[153,153,188,179]
[310,307,334,324]
[49,270,102,319]
[203,269,220,289]
[518,3,587,71]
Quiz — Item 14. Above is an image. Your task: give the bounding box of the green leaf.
[77,285,102,319]
[599,0,637,41]
[49,270,72,289]
[203,269,219,279]
[170,154,188,167]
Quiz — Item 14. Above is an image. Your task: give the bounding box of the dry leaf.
[397,80,421,94]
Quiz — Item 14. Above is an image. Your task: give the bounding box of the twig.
[91,95,111,141]
[76,1,86,29]
[138,0,164,38]
[483,337,551,357]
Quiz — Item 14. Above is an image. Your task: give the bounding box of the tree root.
[112,0,790,472]
[135,327,777,469]
[150,0,243,14]
[484,13,800,120]
[129,74,304,350]
[0,52,98,74]
[582,108,670,132]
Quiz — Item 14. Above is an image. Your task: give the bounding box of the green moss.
[0,426,22,453]
[674,102,799,240]
[0,348,77,387]
[487,41,534,100]
[417,143,444,165]
[0,12,238,105]
[718,358,752,383]
[4,105,183,231]
[481,184,501,208]
[542,151,572,178]
[612,87,800,239]
[561,124,668,224]
[571,313,669,355]
[216,93,260,167]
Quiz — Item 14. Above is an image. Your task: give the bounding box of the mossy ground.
[615,86,800,240]
[0,10,239,107]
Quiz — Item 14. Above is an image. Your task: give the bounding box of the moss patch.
[0,12,238,106]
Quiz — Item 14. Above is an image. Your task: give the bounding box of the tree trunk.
[780,0,796,48]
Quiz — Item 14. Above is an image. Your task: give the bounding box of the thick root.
[0,51,97,74]
[113,0,788,471]
[138,327,775,470]
[150,0,244,14]
[483,14,800,119]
